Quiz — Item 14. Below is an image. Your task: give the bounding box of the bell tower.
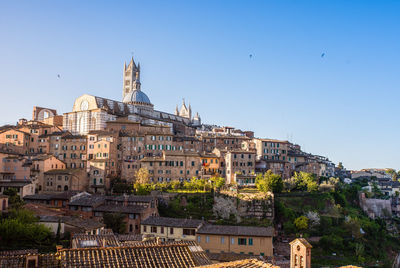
[290,238,312,268]
[123,57,141,99]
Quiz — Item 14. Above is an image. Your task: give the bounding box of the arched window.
[57,185,61,191]
[91,117,97,130]
[79,115,88,134]
[64,185,68,191]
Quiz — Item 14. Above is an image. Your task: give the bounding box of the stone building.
[29,154,66,192]
[196,225,274,257]
[63,57,201,136]
[140,151,202,182]
[213,148,256,185]
[141,216,204,241]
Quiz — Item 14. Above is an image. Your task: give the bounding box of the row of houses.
[0,111,337,196]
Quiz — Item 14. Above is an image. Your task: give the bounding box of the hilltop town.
[0,57,399,267]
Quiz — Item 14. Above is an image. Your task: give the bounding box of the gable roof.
[289,238,312,248]
[197,225,274,237]
[141,216,204,228]
[198,258,279,268]
[0,244,205,267]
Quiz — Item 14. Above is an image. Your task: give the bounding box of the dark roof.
[142,216,204,228]
[23,194,53,201]
[105,195,156,203]
[24,191,82,201]
[197,225,274,237]
[94,204,146,214]
[44,169,79,175]
[0,180,33,187]
[68,195,106,207]
[39,215,105,231]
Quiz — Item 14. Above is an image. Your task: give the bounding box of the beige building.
[140,151,202,182]
[30,154,66,193]
[196,225,274,257]
[213,149,256,185]
[58,135,87,169]
[141,216,204,241]
[42,169,88,192]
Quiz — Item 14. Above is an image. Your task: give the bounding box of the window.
[170,228,174,234]
[221,237,225,244]
[206,236,209,243]
[197,236,201,243]
[183,229,195,236]
[160,227,164,234]
[238,238,247,245]
[143,226,147,232]
[151,226,157,233]
[248,238,253,245]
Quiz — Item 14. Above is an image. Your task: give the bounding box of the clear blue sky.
[0,0,399,170]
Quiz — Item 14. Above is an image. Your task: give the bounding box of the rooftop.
[197,225,274,237]
[141,216,204,228]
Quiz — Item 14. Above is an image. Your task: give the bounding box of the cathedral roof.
[123,89,152,105]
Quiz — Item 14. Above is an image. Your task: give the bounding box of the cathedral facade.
[63,57,201,135]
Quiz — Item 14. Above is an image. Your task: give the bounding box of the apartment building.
[141,216,204,241]
[196,225,274,257]
[140,151,202,182]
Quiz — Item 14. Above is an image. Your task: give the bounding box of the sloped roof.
[197,225,274,237]
[0,244,205,267]
[141,216,204,228]
[289,238,312,248]
[198,258,279,268]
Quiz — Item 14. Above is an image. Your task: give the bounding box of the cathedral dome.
[122,89,152,105]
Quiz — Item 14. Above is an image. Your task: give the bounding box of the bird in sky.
[57,74,61,78]
[321,53,325,58]
[249,54,253,59]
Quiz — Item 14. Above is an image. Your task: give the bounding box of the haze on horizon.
[0,0,399,171]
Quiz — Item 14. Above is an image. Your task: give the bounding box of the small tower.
[192,112,201,126]
[178,99,192,119]
[123,57,141,99]
[289,238,312,268]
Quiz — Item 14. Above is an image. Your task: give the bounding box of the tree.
[134,168,150,184]
[305,211,320,228]
[210,177,225,189]
[255,170,283,193]
[56,219,61,243]
[294,216,309,231]
[337,162,344,170]
[386,168,397,181]
[3,188,24,209]
[292,172,318,192]
[103,213,127,234]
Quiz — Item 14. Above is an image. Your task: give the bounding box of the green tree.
[134,168,150,184]
[210,177,225,189]
[56,219,61,243]
[3,188,24,209]
[294,216,309,231]
[386,168,397,181]
[255,170,283,193]
[337,162,344,170]
[103,213,127,234]
[292,172,318,192]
